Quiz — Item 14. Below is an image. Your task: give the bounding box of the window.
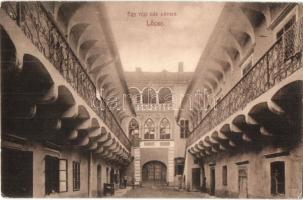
[59,159,68,192]
[180,119,189,138]
[129,118,139,136]
[175,164,184,176]
[142,88,157,104]
[129,88,141,104]
[271,161,285,195]
[159,118,170,139]
[222,165,227,186]
[45,156,59,194]
[158,88,172,104]
[73,161,80,191]
[144,118,155,139]
[45,156,67,194]
[175,158,185,176]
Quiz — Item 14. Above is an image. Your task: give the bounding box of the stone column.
[167,144,175,186]
[133,148,141,186]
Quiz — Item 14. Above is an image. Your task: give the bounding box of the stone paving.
[118,185,214,198]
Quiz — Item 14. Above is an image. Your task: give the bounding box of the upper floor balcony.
[1,2,132,156]
[187,16,303,149]
[129,87,174,111]
[134,103,173,111]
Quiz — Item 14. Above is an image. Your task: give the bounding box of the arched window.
[144,118,155,139]
[142,88,157,104]
[158,88,172,104]
[129,118,139,136]
[160,118,170,139]
[129,88,141,104]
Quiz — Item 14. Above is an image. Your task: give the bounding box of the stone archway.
[142,161,167,186]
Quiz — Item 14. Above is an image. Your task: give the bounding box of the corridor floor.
[120,185,213,198]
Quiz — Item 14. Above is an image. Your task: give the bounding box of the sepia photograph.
[0,1,302,198]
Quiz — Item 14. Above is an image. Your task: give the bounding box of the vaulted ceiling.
[50,2,136,125]
[178,3,291,122]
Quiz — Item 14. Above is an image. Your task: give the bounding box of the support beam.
[88,142,98,150]
[242,133,252,142]
[268,100,285,115]
[229,140,236,147]
[88,127,101,138]
[68,129,78,140]
[219,144,227,151]
[260,126,273,136]
[245,114,258,125]
[230,123,242,133]
[218,131,229,140]
[76,136,89,146]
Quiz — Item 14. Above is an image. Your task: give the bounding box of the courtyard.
[1,2,303,198]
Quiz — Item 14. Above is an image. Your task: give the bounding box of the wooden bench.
[103,183,114,196]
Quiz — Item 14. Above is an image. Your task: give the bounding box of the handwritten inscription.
[127,11,177,27]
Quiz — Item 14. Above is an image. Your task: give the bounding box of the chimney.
[178,62,184,72]
[135,67,142,72]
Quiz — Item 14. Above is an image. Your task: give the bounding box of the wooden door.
[238,167,248,198]
[97,165,102,196]
[1,148,33,197]
[192,168,201,191]
[142,161,167,184]
[210,167,216,195]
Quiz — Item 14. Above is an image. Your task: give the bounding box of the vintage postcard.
[1,1,302,198]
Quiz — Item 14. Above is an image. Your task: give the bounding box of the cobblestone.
[121,185,214,198]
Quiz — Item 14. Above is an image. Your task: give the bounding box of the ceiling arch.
[212,58,232,73]
[68,23,90,50]
[56,2,85,33]
[79,39,98,60]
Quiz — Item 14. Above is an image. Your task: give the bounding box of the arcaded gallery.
[1,2,303,198]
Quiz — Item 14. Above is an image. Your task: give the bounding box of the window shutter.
[59,159,68,192]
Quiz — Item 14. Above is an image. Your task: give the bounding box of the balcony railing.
[187,17,303,147]
[2,2,131,150]
[134,103,173,111]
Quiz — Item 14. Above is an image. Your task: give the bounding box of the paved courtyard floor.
[119,185,214,198]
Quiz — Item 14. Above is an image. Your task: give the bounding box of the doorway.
[97,165,102,196]
[210,167,216,195]
[192,168,201,191]
[142,161,167,186]
[110,168,115,184]
[1,148,33,197]
[238,167,248,198]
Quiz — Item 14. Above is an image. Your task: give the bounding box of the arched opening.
[144,118,155,139]
[158,88,172,104]
[142,88,156,104]
[69,23,90,50]
[56,3,84,34]
[142,161,167,185]
[1,25,17,88]
[129,88,141,104]
[21,54,54,98]
[159,118,170,139]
